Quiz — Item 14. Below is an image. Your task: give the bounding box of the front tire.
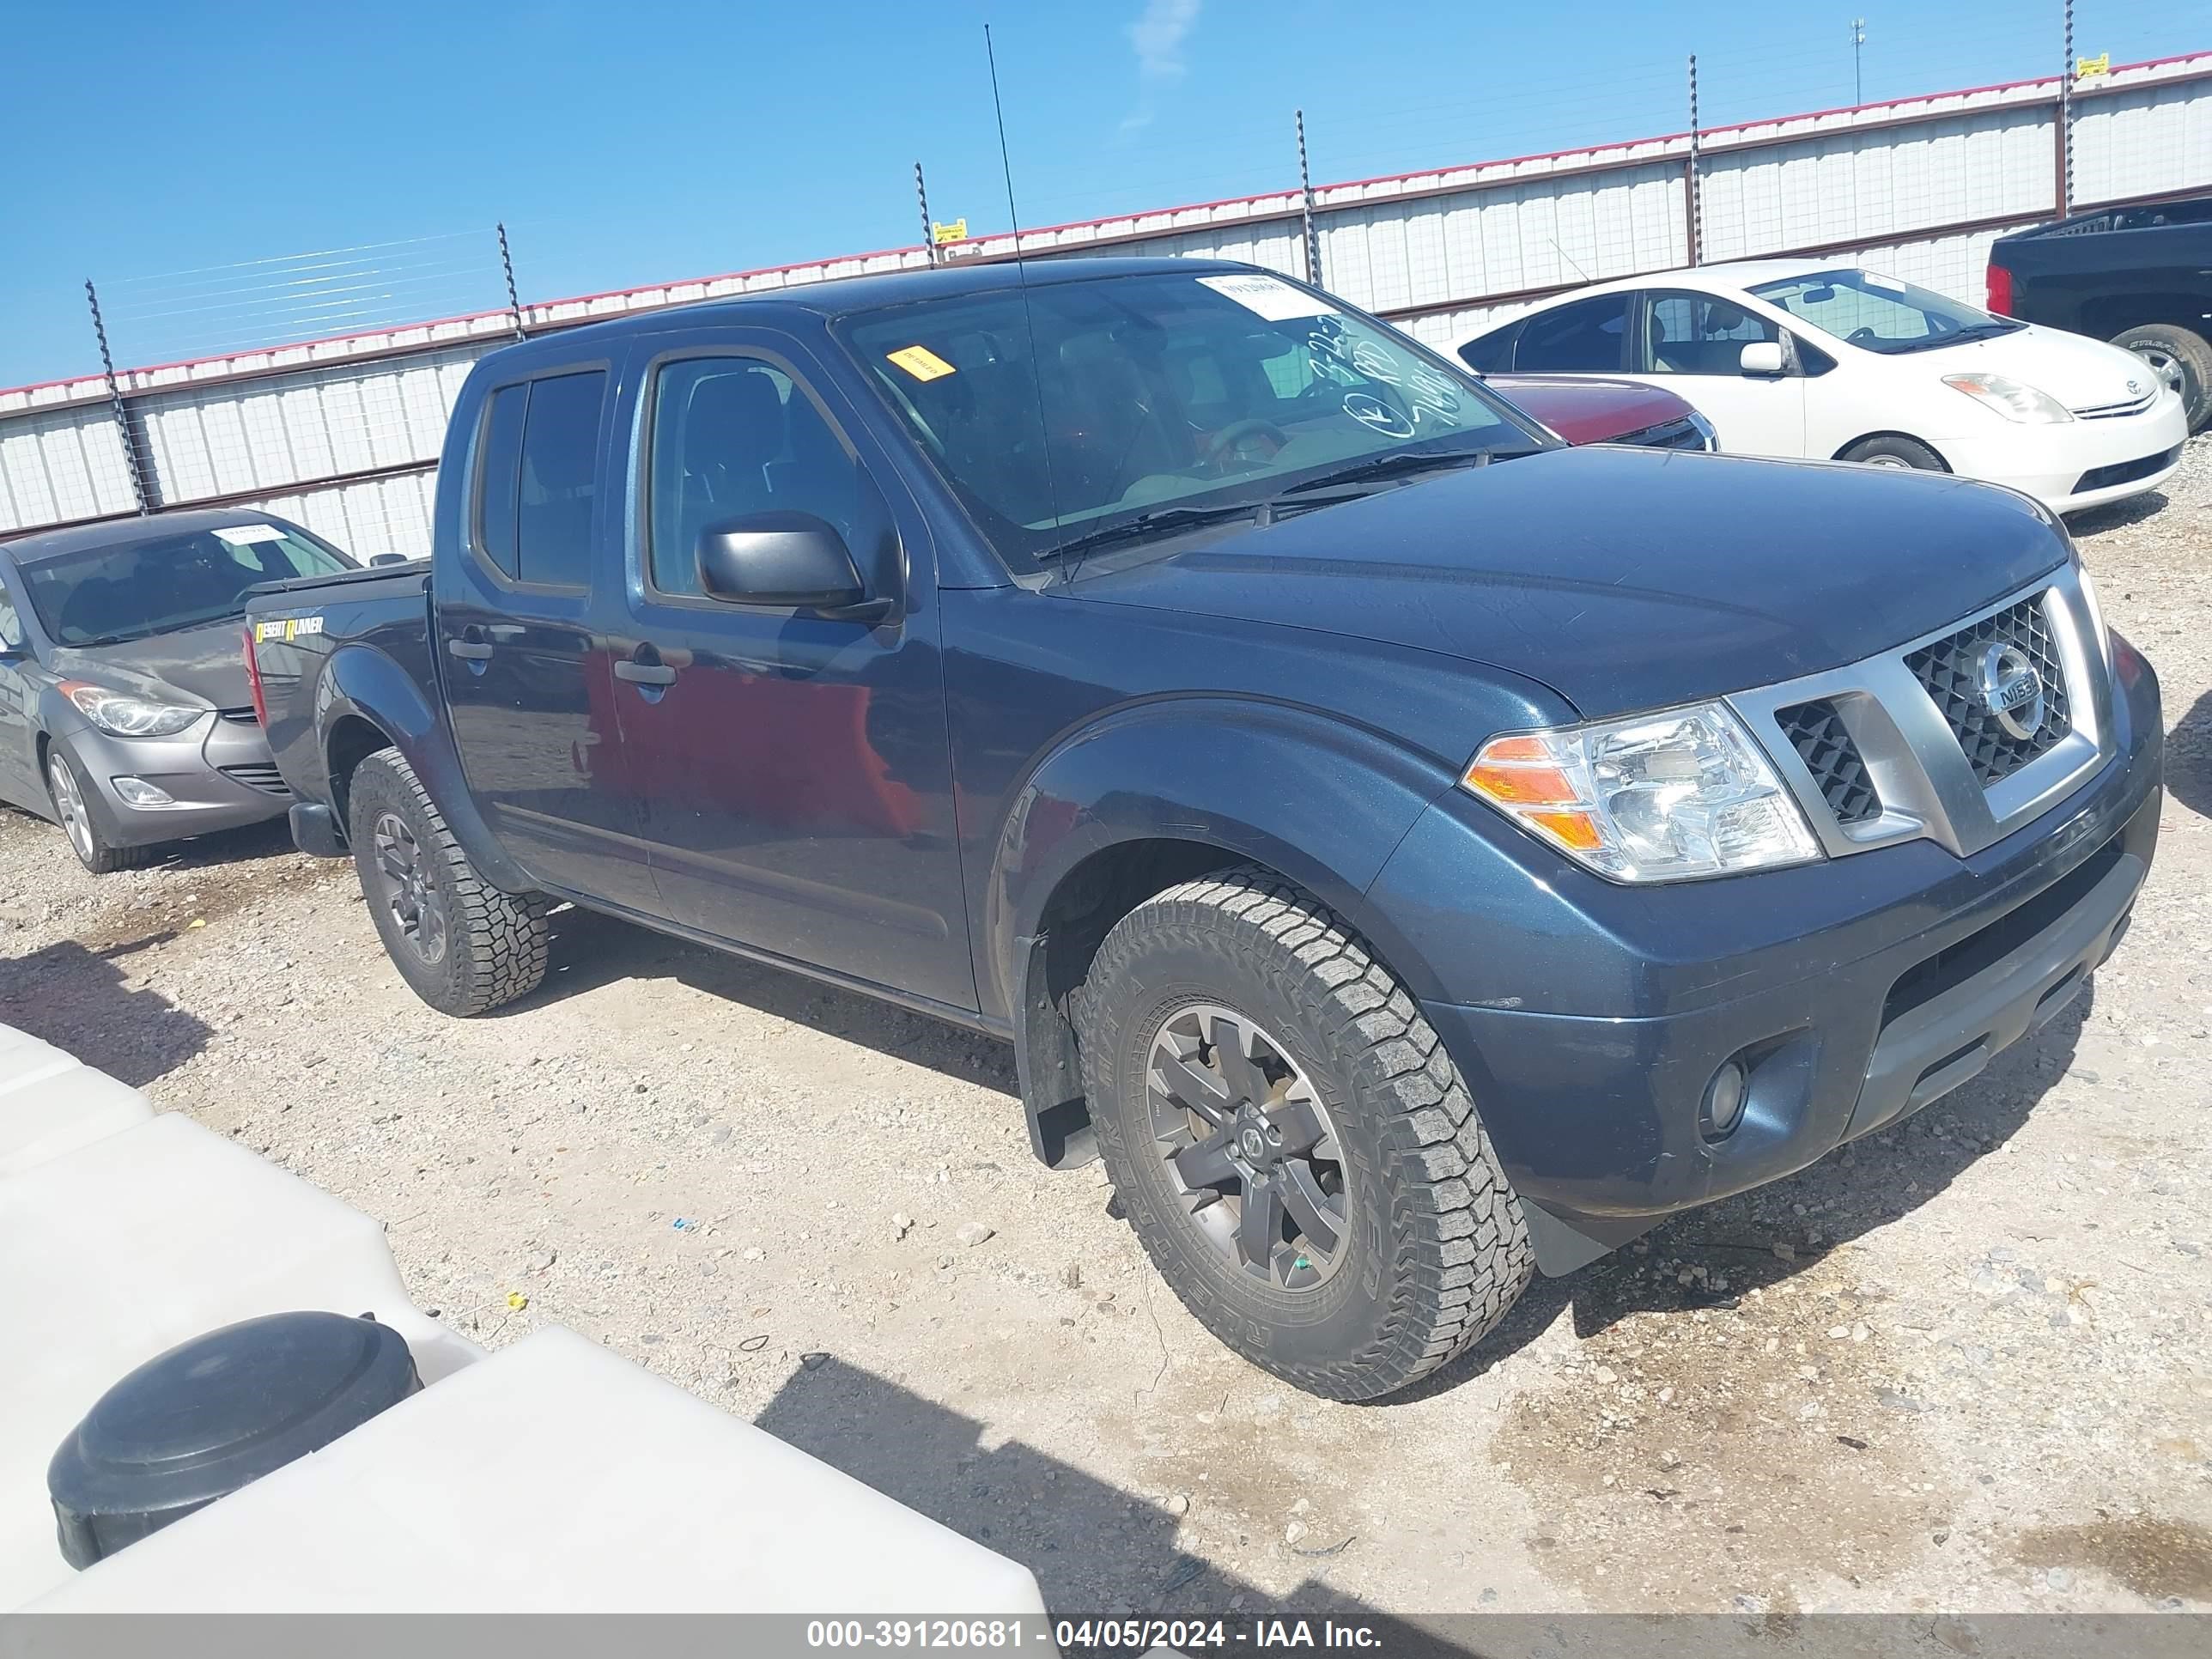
[1075,867,1533,1401]
[2109,321,2212,433]
[1841,434,1947,472]
[346,746,550,1016]
[44,745,155,875]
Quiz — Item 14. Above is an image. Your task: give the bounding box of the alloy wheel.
[2130,345,2186,402]
[46,755,94,864]
[371,811,448,965]
[1146,1003,1350,1292]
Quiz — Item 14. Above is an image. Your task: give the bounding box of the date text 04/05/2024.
[801,1620,1383,1650]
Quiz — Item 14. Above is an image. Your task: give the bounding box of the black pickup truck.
[1987,194,2212,431]
[246,257,2162,1401]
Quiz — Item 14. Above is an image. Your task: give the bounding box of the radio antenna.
[983,24,1067,577]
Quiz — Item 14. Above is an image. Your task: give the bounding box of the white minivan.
[1455,260,2189,514]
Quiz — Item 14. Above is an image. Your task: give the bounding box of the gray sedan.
[0,509,357,872]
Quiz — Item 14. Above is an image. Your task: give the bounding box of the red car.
[1485,373,1717,452]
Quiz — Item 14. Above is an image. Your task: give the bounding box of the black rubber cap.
[48,1310,421,1569]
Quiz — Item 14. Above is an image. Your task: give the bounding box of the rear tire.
[1841,434,1947,472]
[346,746,550,1016]
[44,745,155,876]
[1075,866,1533,1401]
[2108,321,2212,434]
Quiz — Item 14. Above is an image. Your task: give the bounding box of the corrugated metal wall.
[3,52,2206,557]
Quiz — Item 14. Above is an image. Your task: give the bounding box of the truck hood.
[46,618,250,710]
[1058,446,2069,720]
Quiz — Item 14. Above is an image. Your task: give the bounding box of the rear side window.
[471,370,606,588]
[1514,295,1628,371]
[473,384,528,580]
[0,590,21,651]
[1458,323,1519,374]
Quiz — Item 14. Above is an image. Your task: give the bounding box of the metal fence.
[3,47,2207,557]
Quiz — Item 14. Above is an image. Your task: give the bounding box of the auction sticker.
[1198,273,1338,320]
[216,523,287,544]
[887,344,957,381]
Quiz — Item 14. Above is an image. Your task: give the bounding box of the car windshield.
[838,270,1551,569]
[1747,268,2023,355]
[21,524,349,647]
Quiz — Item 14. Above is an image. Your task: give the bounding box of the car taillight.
[241,627,270,727]
[1985,261,2014,316]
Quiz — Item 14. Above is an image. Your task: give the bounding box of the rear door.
[605,331,975,1012]
[1628,289,1807,454]
[434,364,659,909]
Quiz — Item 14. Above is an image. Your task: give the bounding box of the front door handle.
[447,639,494,661]
[614,659,677,686]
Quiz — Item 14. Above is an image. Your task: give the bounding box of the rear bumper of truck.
[1382,641,2163,1275]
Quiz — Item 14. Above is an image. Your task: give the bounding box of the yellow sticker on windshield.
[887,344,957,381]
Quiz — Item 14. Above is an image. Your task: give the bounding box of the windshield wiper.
[1036,501,1266,562]
[1282,446,1530,495]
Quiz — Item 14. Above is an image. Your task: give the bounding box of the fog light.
[111,777,173,807]
[1703,1060,1748,1140]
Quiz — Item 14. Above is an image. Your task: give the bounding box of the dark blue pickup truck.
[246,257,2162,1401]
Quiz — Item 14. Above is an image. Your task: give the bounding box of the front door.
[0,580,36,809]
[434,363,659,910]
[1632,289,1808,456]
[606,337,975,1012]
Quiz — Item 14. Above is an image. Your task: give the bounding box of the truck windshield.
[839,270,1550,569]
[21,525,350,647]
[1747,269,2023,355]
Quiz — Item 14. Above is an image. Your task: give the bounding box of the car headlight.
[1462,702,1822,882]
[1942,373,2073,424]
[58,681,206,738]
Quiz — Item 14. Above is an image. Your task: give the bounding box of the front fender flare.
[985,696,1459,1164]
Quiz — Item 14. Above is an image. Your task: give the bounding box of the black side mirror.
[696,513,886,619]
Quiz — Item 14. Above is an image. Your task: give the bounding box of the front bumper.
[1373,638,2162,1275]
[58,713,292,848]
[1940,390,2189,514]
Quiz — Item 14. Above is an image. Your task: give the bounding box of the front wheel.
[1841,434,1947,472]
[346,746,550,1016]
[44,745,155,875]
[1075,867,1533,1401]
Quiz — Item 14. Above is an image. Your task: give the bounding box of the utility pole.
[1851,18,1867,106]
[1685,55,1703,267]
[915,161,939,266]
[85,279,150,516]
[2058,0,2075,216]
[496,223,525,340]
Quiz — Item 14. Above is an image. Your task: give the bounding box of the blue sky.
[3,0,2201,386]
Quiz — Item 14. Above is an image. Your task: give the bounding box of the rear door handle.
[447,640,494,661]
[614,659,677,686]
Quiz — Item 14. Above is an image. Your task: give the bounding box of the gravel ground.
[3,441,2210,1621]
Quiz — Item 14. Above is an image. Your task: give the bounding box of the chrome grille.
[1904,596,2070,786]
[1775,700,1881,824]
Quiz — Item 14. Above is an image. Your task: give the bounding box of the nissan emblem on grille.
[1978,643,2046,741]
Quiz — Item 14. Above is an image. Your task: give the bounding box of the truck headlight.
[1462,702,1821,882]
[1942,373,2072,424]
[58,681,206,738]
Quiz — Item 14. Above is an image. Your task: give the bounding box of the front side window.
[1514,295,1629,372]
[1638,290,1781,374]
[21,525,349,647]
[839,270,1547,570]
[647,358,860,597]
[1747,269,2022,356]
[0,591,23,652]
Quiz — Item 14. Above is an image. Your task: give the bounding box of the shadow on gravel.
[2065,489,2171,535]
[143,816,301,872]
[518,904,1020,1097]
[0,937,213,1085]
[2166,687,2212,822]
[756,1352,1461,1650]
[1407,986,2094,1399]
